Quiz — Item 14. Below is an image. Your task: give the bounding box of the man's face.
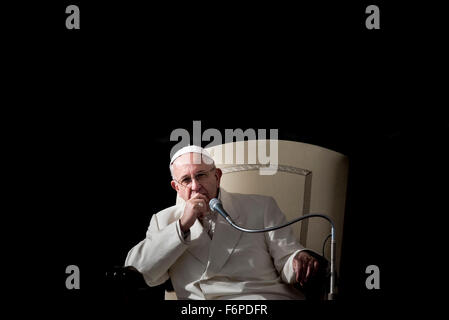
[170,153,222,202]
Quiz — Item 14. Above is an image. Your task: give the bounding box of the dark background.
[8,0,447,316]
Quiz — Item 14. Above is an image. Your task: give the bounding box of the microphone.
[208,197,337,300]
[209,198,231,221]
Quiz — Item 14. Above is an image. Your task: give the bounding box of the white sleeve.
[263,197,307,284]
[124,214,190,287]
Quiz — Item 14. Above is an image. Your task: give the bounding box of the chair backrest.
[201,140,349,273]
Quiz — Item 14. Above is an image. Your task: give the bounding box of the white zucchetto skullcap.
[170,145,214,165]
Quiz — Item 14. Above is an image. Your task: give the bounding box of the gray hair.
[169,152,215,179]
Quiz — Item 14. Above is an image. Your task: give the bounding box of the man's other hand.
[293,251,319,287]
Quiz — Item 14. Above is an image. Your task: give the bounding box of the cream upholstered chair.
[165,140,349,300]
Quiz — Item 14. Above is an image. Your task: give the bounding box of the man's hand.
[179,193,209,233]
[293,251,319,287]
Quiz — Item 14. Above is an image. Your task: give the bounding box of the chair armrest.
[103,266,165,302]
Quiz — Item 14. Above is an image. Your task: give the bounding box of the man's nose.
[190,178,201,191]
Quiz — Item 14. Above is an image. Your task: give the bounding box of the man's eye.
[196,173,206,179]
[181,178,191,184]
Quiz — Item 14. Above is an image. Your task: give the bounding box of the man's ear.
[215,168,223,186]
[171,180,178,191]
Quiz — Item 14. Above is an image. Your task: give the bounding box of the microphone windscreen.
[209,198,221,211]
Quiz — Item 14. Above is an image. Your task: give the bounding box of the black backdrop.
[9,0,447,317]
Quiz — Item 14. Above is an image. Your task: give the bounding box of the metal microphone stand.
[210,199,336,299]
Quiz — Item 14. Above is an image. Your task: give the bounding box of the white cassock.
[125,188,308,300]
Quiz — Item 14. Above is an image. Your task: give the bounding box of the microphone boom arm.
[210,198,337,300]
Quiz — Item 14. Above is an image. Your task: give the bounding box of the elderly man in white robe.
[125,146,319,300]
